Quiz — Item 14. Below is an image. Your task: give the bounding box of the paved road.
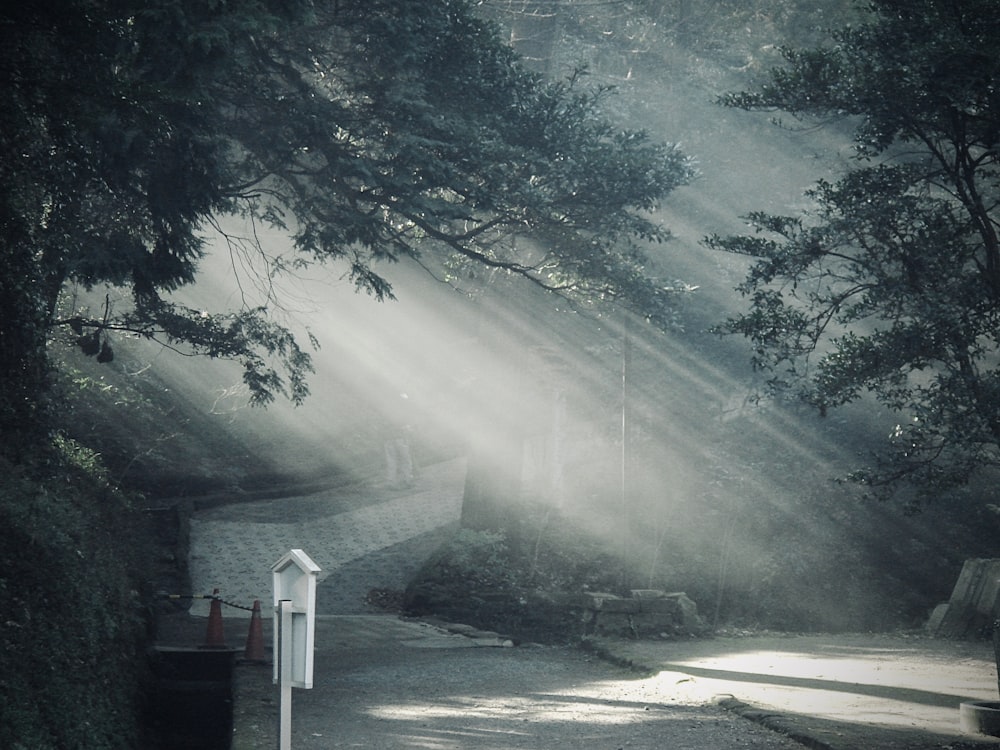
[229,615,809,750]
[179,459,1000,750]
[597,632,1000,750]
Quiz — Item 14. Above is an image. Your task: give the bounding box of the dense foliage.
[0,443,151,750]
[2,0,691,449]
[708,0,1000,500]
[405,516,630,643]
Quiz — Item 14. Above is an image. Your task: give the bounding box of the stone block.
[925,602,950,634]
[630,613,670,637]
[639,597,681,615]
[604,598,639,614]
[580,591,620,605]
[630,589,667,599]
[672,592,706,634]
[581,593,638,613]
[592,612,635,638]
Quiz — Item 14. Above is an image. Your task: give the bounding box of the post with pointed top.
[271,549,321,750]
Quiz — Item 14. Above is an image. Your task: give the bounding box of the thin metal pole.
[620,314,631,588]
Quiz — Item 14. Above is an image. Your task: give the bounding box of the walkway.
[188,459,464,618]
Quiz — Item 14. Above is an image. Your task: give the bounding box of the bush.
[0,439,152,750]
[404,511,633,642]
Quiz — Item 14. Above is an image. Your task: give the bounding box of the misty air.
[3,2,1000,749]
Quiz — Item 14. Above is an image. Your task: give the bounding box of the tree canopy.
[708,0,1000,500]
[1,0,691,453]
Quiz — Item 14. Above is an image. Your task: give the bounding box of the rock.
[581,589,706,638]
[926,558,1000,637]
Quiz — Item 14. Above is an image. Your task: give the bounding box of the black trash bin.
[148,646,240,750]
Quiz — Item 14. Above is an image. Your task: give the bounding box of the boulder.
[927,559,1000,638]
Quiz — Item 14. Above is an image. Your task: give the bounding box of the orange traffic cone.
[244,600,267,663]
[202,589,227,649]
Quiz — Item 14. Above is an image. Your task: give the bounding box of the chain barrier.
[158,591,256,612]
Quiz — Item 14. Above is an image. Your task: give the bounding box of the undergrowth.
[0,438,153,750]
[404,507,635,643]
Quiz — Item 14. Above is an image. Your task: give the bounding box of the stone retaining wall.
[577,589,706,638]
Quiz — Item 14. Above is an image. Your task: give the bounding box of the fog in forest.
[76,4,996,632]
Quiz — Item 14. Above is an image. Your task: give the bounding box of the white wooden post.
[271,549,321,749]
[278,600,293,750]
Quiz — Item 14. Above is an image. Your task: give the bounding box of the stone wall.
[576,589,706,639]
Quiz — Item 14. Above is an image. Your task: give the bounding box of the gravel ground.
[154,612,1000,750]
[228,615,811,750]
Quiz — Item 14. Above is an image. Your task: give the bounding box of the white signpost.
[271,549,321,750]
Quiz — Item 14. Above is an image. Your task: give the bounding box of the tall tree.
[1,0,691,455]
[707,0,1000,501]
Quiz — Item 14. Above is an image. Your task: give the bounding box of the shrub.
[404,511,634,642]
[0,440,152,750]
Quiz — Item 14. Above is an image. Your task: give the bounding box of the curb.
[581,640,834,748]
[414,616,519,647]
[578,636,658,675]
[716,697,834,750]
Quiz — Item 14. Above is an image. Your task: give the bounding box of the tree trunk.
[460,432,523,533]
[0,235,53,458]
